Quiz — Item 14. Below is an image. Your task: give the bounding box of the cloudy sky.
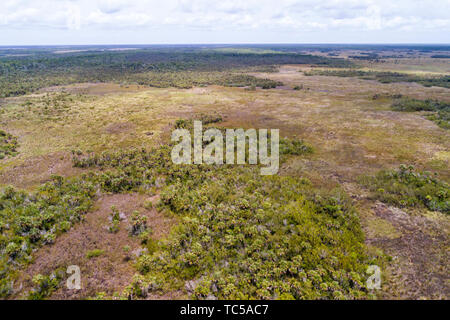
[0,0,449,45]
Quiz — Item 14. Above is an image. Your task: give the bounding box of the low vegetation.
[86,249,105,259]
[27,270,64,300]
[71,143,378,300]
[0,177,96,297]
[390,97,449,129]
[304,69,450,89]
[361,165,449,214]
[0,130,19,159]
[279,137,313,156]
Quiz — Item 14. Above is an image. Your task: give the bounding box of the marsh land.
[0,44,448,299]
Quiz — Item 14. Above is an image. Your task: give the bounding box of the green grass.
[86,249,105,259]
[27,270,64,300]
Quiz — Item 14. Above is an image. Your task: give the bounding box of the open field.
[0,45,449,300]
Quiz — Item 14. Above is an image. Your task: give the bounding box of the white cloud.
[0,0,448,43]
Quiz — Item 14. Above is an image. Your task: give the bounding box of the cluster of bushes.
[1,124,375,299]
[0,176,96,297]
[304,69,450,89]
[279,137,313,156]
[0,130,19,159]
[391,97,449,112]
[137,167,374,299]
[361,165,449,214]
[391,97,449,129]
[27,269,65,300]
[173,118,313,162]
[69,143,376,299]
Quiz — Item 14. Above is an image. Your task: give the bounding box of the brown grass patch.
[0,152,84,190]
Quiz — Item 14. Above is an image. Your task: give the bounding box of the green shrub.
[86,249,104,259]
[361,165,449,214]
[280,137,313,156]
[390,97,449,129]
[0,129,19,159]
[129,211,147,236]
[27,270,64,300]
[108,205,121,233]
[69,142,375,299]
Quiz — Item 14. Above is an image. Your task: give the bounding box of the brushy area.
[137,169,373,299]
[279,137,314,156]
[0,129,376,299]
[0,177,96,297]
[360,165,449,214]
[0,130,19,159]
[391,97,449,129]
[72,145,377,300]
[304,69,450,89]
[27,269,65,300]
[8,93,91,123]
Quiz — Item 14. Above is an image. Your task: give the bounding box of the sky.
[0,0,449,45]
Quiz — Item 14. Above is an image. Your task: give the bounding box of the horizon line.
[1,42,450,47]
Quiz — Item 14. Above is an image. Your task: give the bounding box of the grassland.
[0,45,449,300]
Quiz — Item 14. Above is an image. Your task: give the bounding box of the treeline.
[0,49,352,97]
[304,69,450,89]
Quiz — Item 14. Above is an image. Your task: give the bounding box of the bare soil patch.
[0,152,84,190]
[40,83,148,96]
[367,202,449,299]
